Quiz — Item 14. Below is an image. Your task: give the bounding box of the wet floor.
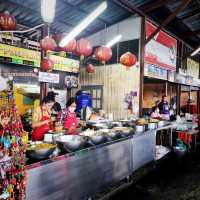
[109,152,200,200]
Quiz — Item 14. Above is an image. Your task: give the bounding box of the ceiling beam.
[145,0,192,45]
[141,0,172,13]
[180,8,200,20]
[181,29,200,38]
[111,0,146,17]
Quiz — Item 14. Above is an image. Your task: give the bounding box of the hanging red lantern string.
[61,39,77,53]
[86,64,95,74]
[40,36,57,51]
[0,11,16,30]
[41,58,54,72]
[94,46,112,64]
[76,38,93,60]
[120,52,137,68]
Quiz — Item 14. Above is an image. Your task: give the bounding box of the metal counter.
[131,131,156,171]
[26,138,133,200]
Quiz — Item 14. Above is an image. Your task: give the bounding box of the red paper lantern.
[120,52,137,67]
[40,36,57,51]
[41,58,54,71]
[62,39,77,52]
[52,34,63,45]
[0,11,16,30]
[76,38,92,59]
[86,64,95,74]
[95,47,112,63]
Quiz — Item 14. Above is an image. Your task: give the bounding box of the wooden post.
[176,84,181,114]
[139,17,145,117]
[40,24,49,102]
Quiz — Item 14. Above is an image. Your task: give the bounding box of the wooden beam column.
[145,0,192,45]
[40,24,49,102]
[139,17,145,117]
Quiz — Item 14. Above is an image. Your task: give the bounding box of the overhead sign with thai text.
[145,21,177,72]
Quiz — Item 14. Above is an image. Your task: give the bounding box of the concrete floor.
[109,152,200,200]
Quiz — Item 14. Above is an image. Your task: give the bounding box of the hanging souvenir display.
[0,11,16,30]
[120,52,137,67]
[40,36,57,51]
[94,46,112,63]
[75,38,92,60]
[0,89,26,199]
[86,64,95,74]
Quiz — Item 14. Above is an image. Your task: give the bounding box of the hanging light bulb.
[41,0,56,24]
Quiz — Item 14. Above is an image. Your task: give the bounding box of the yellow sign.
[48,54,80,73]
[187,58,199,79]
[0,43,40,66]
[0,43,80,73]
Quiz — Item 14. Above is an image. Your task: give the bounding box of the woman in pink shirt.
[63,98,78,135]
[151,106,162,119]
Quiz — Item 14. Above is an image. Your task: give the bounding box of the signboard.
[0,43,40,67]
[39,72,59,84]
[64,75,78,88]
[144,63,168,80]
[48,55,80,73]
[0,43,80,73]
[176,73,186,84]
[168,71,175,82]
[187,58,199,79]
[145,21,177,72]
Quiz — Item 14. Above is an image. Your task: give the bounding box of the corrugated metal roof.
[0,0,199,48]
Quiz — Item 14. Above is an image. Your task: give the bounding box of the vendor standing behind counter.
[32,95,55,141]
[63,98,78,135]
[158,95,170,120]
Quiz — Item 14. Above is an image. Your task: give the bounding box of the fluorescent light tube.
[59,1,107,47]
[105,34,122,47]
[191,46,200,56]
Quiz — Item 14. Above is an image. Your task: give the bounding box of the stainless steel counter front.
[26,138,133,200]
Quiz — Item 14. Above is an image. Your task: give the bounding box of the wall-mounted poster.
[64,75,78,88]
[145,21,177,72]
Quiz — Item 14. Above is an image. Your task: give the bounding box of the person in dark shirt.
[158,95,170,120]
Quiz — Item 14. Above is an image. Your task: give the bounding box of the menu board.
[144,63,168,80]
[0,43,80,73]
[0,43,40,67]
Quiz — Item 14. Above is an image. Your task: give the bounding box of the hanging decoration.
[61,39,77,53]
[86,64,95,74]
[41,58,54,71]
[0,11,16,30]
[76,38,92,60]
[40,36,57,51]
[120,52,137,67]
[0,89,27,199]
[94,46,112,63]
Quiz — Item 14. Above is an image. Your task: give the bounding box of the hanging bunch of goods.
[86,64,95,74]
[61,39,77,53]
[0,90,26,199]
[41,58,54,72]
[120,52,137,68]
[76,38,93,60]
[94,46,112,64]
[40,36,57,51]
[0,11,16,30]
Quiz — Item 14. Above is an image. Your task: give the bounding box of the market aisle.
[109,152,200,200]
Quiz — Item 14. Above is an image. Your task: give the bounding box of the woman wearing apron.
[32,95,55,141]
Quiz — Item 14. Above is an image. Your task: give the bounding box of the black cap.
[47,91,58,98]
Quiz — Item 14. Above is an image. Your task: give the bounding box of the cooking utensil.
[56,135,86,152]
[26,144,56,160]
[135,125,145,133]
[148,122,157,130]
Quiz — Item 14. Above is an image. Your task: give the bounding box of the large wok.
[56,135,86,152]
[26,144,56,160]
